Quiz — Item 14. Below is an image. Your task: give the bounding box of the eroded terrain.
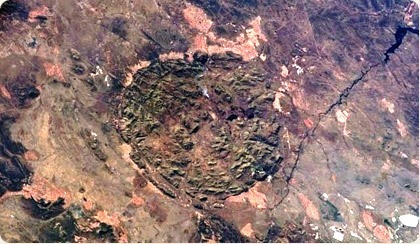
[0,0,418,242]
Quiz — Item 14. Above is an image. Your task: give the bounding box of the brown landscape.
[0,0,418,242]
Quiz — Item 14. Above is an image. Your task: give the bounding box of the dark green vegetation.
[32,206,120,243]
[0,115,32,196]
[192,215,249,242]
[21,197,66,220]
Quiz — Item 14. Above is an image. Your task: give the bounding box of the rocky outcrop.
[117,52,287,204]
